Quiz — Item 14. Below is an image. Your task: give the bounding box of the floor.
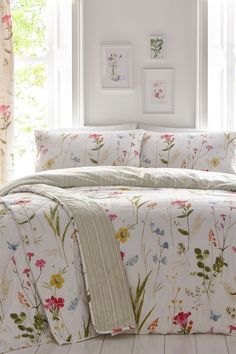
[6,334,236,354]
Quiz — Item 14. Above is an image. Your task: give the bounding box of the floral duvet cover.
[1,166,236,352]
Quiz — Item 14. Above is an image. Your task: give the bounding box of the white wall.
[84,0,197,127]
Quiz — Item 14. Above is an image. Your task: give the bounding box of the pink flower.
[0,104,10,117]
[232,246,236,253]
[44,296,65,310]
[171,200,188,207]
[15,200,31,205]
[2,14,12,26]
[123,150,128,157]
[11,256,16,265]
[26,252,34,261]
[35,259,46,270]
[120,251,125,261]
[109,214,117,221]
[160,134,175,142]
[23,268,30,275]
[131,142,135,147]
[229,325,236,334]
[134,150,139,157]
[206,145,213,151]
[220,214,226,221]
[173,311,191,327]
[193,148,199,154]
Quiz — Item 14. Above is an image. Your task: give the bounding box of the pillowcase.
[138,123,202,132]
[35,130,143,171]
[141,131,236,173]
[55,122,138,132]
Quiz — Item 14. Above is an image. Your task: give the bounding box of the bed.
[1,128,236,352]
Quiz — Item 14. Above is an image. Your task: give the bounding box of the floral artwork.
[101,44,132,89]
[141,131,236,173]
[143,69,174,113]
[0,0,14,183]
[151,81,167,104]
[149,35,166,59]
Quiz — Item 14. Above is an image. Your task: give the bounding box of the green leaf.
[21,334,29,338]
[160,159,168,164]
[194,248,202,255]
[177,214,187,219]
[90,158,98,165]
[197,261,204,269]
[138,305,156,334]
[20,312,26,320]
[26,327,34,332]
[197,272,204,277]
[187,209,194,217]
[204,266,211,272]
[18,325,26,331]
[203,250,209,257]
[178,228,189,236]
[10,313,19,320]
[66,334,72,342]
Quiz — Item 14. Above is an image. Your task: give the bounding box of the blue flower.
[152,254,158,264]
[68,297,79,310]
[7,241,19,251]
[150,222,165,236]
[160,256,168,265]
[161,242,169,249]
[126,255,139,266]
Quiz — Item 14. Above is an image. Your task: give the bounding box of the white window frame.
[198,0,236,130]
[196,0,208,129]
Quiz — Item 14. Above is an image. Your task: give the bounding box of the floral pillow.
[35,130,143,171]
[141,131,236,173]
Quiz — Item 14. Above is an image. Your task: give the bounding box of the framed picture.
[101,44,132,89]
[149,35,166,59]
[142,68,174,113]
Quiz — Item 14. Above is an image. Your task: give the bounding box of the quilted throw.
[1,167,236,352]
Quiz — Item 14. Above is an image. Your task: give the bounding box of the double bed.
[1,128,236,352]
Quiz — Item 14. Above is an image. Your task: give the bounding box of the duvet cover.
[1,166,236,352]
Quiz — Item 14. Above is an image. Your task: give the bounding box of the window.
[12,0,77,177]
[207,0,236,130]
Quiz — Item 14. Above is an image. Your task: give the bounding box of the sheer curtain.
[208,0,236,130]
[0,0,14,183]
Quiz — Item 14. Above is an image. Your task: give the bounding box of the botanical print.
[151,80,167,104]
[0,0,14,183]
[143,69,174,113]
[35,130,143,171]
[141,131,236,173]
[2,167,236,352]
[149,36,165,59]
[102,45,131,89]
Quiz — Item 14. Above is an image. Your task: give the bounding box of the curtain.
[0,0,13,184]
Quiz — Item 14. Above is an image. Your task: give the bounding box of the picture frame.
[101,44,132,89]
[149,35,166,59]
[142,68,174,114]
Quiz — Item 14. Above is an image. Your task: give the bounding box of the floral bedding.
[141,131,236,173]
[1,166,236,352]
[35,130,143,171]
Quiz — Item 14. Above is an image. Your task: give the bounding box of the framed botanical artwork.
[101,44,132,89]
[142,68,174,114]
[149,35,166,59]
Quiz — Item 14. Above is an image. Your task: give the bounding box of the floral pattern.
[141,131,236,173]
[35,130,143,171]
[0,0,14,183]
[2,168,236,352]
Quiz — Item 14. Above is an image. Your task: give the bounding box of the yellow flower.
[50,274,64,289]
[44,158,55,170]
[209,156,220,167]
[115,227,130,243]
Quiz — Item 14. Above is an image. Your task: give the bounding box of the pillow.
[55,122,138,132]
[141,131,236,173]
[138,123,202,132]
[35,130,143,171]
